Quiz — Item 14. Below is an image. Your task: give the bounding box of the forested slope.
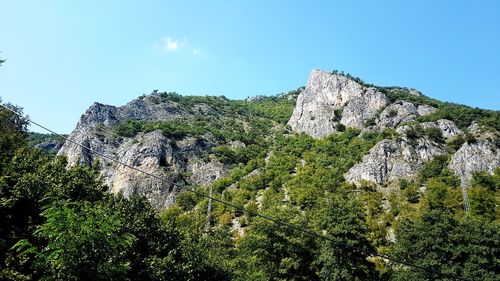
[2,69,499,280]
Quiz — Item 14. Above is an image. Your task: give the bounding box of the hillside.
[59,69,499,209]
[5,69,498,280]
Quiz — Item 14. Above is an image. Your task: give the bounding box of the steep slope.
[289,69,499,188]
[288,69,388,137]
[51,69,500,280]
[58,69,499,209]
[58,92,298,208]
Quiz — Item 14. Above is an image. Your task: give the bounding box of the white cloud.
[159,37,206,57]
[163,37,186,52]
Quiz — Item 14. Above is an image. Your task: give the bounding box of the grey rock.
[376,102,437,130]
[423,119,462,139]
[34,140,63,153]
[246,95,266,102]
[376,101,418,129]
[340,88,389,129]
[288,69,387,137]
[345,137,445,184]
[417,104,437,116]
[408,88,423,96]
[188,159,227,187]
[449,140,500,187]
[396,119,462,140]
[58,95,224,208]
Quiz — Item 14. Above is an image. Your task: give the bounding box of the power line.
[0,103,472,281]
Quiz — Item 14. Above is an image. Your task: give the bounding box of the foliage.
[1,79,499,281]
[314,194,379,280]
[390,211,499,281]
[27,132,65,148]
[468,169,500,221]
[0,102,29,168]
[35,200,135,281]
[0,103,231,280]
[381,88,500,130]
[418,103,500,130]
[234,206,318,280]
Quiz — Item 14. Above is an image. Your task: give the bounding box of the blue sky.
[0,0,499,133]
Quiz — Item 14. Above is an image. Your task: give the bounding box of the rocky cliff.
[58,69,499,208]
[289,69,499,188]
[58,94,229,208]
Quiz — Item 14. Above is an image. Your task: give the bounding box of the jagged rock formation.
[287,69,442,139]
[374,101,436,130]
[288,69,498,187]
[59,69,499,208]
[449,138,500,187]
[396,119,462,140]
[58,94,228,208]
[340,88,388,129]
[288,69,388,138]
[345,137,445,184]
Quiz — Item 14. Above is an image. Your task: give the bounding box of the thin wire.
[0,103,472,281]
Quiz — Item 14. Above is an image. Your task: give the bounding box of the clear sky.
[1,0,499,133]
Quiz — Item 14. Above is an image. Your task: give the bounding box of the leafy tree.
[235,206,318,281]
[108,194,184,281]
[390,211,499,281]
[35,200,135,281]
[467,169,500,221]
[315,194,379,280]
[0,102,29,168]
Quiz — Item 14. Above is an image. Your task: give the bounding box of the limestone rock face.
[396,119,462,140]
[59,68,499,207]
[449,140,500,187]
[345,137,445,184]
[58,94,227,208]
[375,102,436,130]
[288,70,387,137]
[340,88,389,129]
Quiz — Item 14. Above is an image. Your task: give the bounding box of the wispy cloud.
[158,36,206,57]
[164,37,186,52]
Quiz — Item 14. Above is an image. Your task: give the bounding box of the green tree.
[315,194,379,281]
[35,200,135,281]
[468,169,500,221]
[390,210,499,281]
[0,102,29,168]
[235,206,318,281]
[108,194,184,281]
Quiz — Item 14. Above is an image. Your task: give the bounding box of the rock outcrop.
[340,88,388,129]
[375,102,436,130]
[396,119,462,140]
[449,139,500,187]
[345,137,444,184]
[287,69,499,188]
[288,69,388,138]
[287,69,440,138]
[59,68,499,208]
[58,94,227,208]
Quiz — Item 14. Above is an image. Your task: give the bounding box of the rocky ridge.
[58,94,229,208]
[58,69,499,208]
[288,69,499,188]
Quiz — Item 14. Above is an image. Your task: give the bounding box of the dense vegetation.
[1,100,498,280]
[1,72,499,280]
[382,88,500,130]
[114,92,298,148]
[0,104,231,280]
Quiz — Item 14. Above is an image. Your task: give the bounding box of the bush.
[423,127,444,143]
